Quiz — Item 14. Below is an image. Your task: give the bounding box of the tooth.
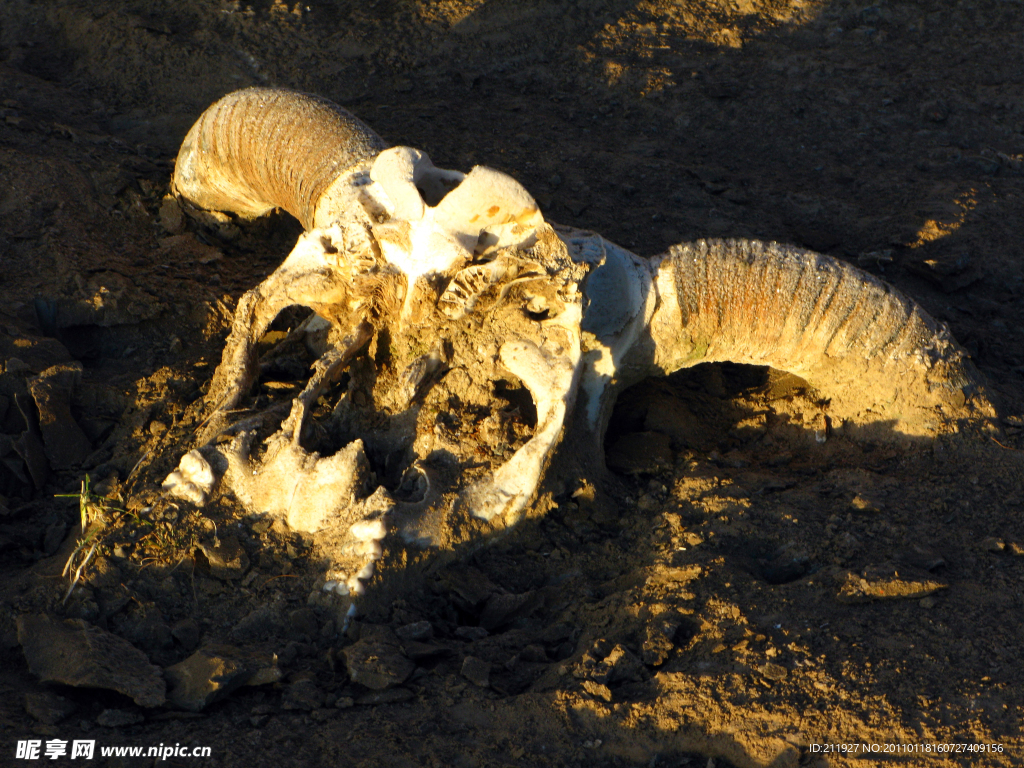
[356,562,375,581]
[342,539,383,558]
[322,579,350,596]
[349,519,387,541]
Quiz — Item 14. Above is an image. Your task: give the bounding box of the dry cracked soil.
[1,1,1024,767]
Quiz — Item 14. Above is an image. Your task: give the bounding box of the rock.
[461,656,491,688]
[164,644,280,712]
[42,521,67,555]
[343,630,415,690]
[17,614,166,708]
[395,621,433,642]
[170,618,201,651]
[85,557,121,590]
[758,662,788,682]
[159,195,184,234]
[582,680,612,702]
[282,679,325,711]
[27,363,92,469]
[576,642,645,685]
[25,691,77,725]
[598,644,645,684]
[96,708,144,727]
[641,621,678,667]
[520,644,548,663]
[198,533,249,580]
[441,568,499,611]
[836,566,947,603]
[605,431,673,475]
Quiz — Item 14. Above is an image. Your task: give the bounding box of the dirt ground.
[2,0,1024,766]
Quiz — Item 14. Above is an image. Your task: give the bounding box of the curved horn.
[172,87,387,230]
[629,239,994,436]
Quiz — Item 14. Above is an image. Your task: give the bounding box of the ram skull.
[162,88,994,605]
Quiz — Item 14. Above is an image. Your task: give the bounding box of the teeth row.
[162,450,387,600]
[323,517,388,597]
[323,560,377,597]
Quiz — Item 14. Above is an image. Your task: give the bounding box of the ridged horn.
[172,87,387,230]
[632,239,993,436]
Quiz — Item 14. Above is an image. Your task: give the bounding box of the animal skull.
[164,88,994,604]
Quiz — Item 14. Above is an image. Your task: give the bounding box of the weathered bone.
[198,223,391,442]
[167,88,996,615]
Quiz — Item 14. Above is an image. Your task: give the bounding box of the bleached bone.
[162,449,217,506]
[366,149,546,319]
[167,88,996,611]
[459,328,582,524]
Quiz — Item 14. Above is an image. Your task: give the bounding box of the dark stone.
[198,533,249,580]
[758,662,788,682]
[17,614,165,708]
[27,363,92,469]
[640,621,678,667]
[42,521,66,555]
[395,621,433,642]
[164,644,280,712]
[344,630,415,691]
[575,642,644,685]
[231,603,284,642]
